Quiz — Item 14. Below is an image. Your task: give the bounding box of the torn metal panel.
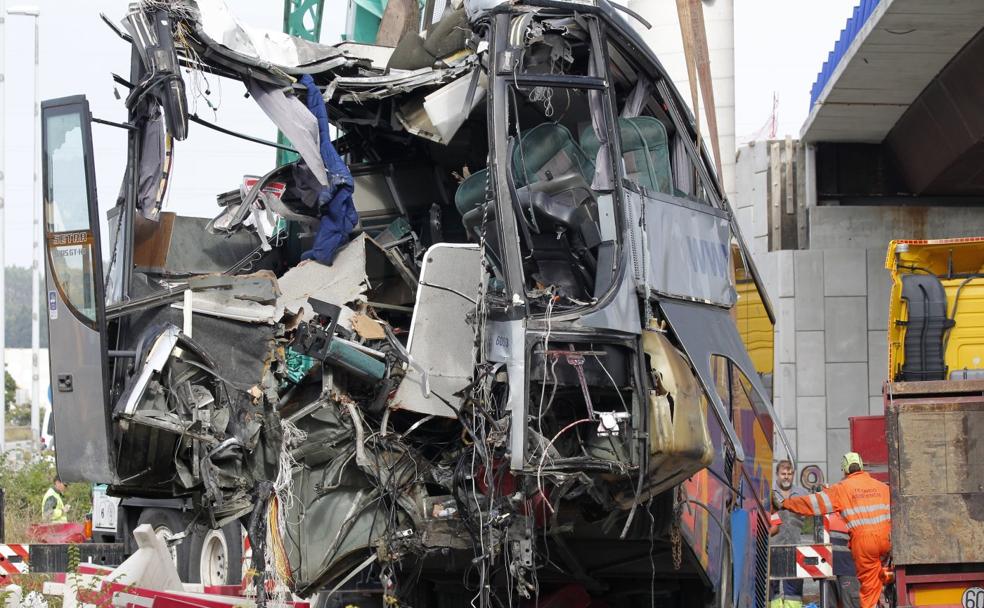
[335,62,477,103]
[390,244,483,417]
[172,272,281,324]
[660,300,795,468]
[186,0,352,72]
[420,69,488,144]
[397,69,489,144]
[124,274,278,389]
[118,325,181,417]
[276,234,370,328]
[656,299,746,463]
[395,99,441,143]
[112,322,261,525]
[333,42,395,70]
[631,328,713,504]
[245,78,328,188]
[187,272,280,303]
[658,298,793,467]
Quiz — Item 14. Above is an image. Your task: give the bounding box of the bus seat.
[455,122,596,221]
[511,122,595,188]
[581,116,671,194]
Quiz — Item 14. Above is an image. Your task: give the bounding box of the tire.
[188,522,244,586]
[136,508,194,582]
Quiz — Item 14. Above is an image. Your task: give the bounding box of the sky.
[0,0,860,268]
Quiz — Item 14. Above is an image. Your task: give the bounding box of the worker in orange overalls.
[778,453,891,608]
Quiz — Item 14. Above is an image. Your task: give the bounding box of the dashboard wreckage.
[41,0,791,606]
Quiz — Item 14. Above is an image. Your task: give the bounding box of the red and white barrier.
[795,544,833,579]
[18,525,309,608]
[0,544,29,576]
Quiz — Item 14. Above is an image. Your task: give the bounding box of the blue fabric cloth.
[298,74,358,265]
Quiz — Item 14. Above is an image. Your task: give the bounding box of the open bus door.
[41,95,114,482]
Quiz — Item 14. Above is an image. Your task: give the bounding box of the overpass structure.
[804,0,984,202]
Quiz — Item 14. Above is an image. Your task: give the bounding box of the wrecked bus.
[41,0,791,605]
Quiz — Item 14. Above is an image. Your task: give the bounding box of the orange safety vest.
[783,471,890,537]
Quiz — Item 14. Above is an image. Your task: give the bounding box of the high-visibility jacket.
[783,471,890,608]
[782,471,890,537]
[41,487,67,523]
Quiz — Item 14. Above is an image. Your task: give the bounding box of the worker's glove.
[772,489,785,510]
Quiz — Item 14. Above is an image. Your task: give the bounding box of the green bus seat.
[581,116,671,194]
[455,122,596,220]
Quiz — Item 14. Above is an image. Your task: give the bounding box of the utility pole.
[0,0,8,457]
[9,6,41,451]
[31,8,39,453]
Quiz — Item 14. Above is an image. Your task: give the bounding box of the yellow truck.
[867,238,984,607]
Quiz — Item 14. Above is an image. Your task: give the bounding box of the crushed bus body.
[41,0,790,605]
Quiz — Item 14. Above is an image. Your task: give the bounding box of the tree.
[4,370,14,411]
[4,371,29,425]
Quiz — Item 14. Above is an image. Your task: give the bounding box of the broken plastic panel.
[391,243,483,417]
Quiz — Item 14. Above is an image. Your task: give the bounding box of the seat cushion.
[581,116,671,193]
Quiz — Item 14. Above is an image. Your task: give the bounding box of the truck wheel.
[189,523,243,586]
[136,508,193,581]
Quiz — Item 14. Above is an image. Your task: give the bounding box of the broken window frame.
[488,10,627,317]
[710,354,774,511]
[42,98,107,328]
[601,15,776,325]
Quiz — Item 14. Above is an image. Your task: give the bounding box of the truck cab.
[42,0,789,605]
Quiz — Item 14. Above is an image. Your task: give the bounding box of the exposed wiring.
[591,352,630,414]
[418,280,478,305]
[535,418,594,513]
